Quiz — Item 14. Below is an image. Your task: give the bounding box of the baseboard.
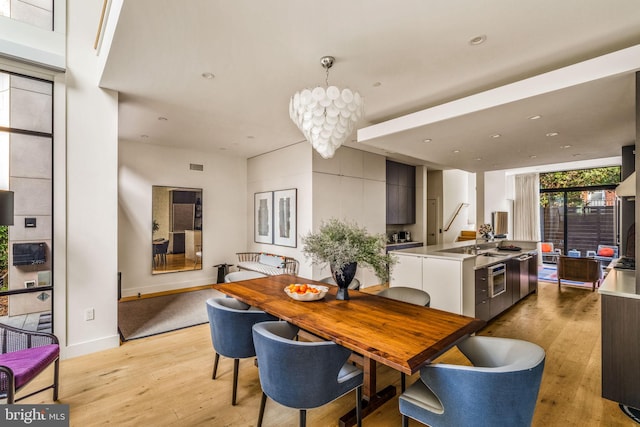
[61,334,121,360]
[119,284,213,302]
[121,280,217,299]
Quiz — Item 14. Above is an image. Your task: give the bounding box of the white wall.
[312,147,386,287]
[246,144,386,286]
[62,0,120,358]
[247,142,313,276]
[118,141,247,297]
[442,169,473,243]
[484,170,514,237]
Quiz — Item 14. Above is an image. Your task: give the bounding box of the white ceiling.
[99,0,640,172]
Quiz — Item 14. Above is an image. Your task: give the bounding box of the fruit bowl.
[284,284,329,301]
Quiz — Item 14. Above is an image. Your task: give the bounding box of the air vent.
[189,163,204,171]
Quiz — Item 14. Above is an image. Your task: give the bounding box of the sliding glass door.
[540,188,617,257]
[565,190,616,256]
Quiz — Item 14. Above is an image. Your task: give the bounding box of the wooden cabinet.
[602,294,640,408]
[475,268,491,321]
[386,160,415,225]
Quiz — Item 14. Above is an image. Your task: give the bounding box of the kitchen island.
[389,239,538,320]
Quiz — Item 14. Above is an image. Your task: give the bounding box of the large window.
[0,0,54,31]
[0,70,53,332]
[540,167,620,257]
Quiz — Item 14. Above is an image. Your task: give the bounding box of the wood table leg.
[339,357,397,427]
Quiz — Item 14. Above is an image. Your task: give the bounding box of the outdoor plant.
[301,218,396,283]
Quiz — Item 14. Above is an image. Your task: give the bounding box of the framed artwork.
[273,188,297,247]
[254,191,273,244]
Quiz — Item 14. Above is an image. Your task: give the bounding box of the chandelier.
[289,56,364,159]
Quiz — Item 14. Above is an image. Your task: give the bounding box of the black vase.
[332,262,357,300]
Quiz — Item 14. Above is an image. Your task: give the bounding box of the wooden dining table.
[213,274,485,427]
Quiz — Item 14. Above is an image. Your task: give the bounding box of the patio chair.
[0,323,60,403]
[585,245,619,266]
[540,242,561,264]
[557,256,602,291]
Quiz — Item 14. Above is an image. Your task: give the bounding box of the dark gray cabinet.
[508,257,528,303]
[386,160,415,225]
[477,253,537,322]
[474,268,491,321]
[507,253,537,303]
[528,253,538,294]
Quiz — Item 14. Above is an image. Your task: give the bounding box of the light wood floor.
[17,280,637,426]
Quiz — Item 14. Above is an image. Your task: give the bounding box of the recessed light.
[247,135,255,139]
[373,82,382,87]
[422,138,432,143]
[572,153,582,157]
[528,115,542,120]
[158,116,168,121]
[140,134,149,139]
[546,132,559,137]
[201,72,215,79]
[469,35,487,46]
[475,157,482,161]
[453,150,460,154]
[560,144,572,149]
[529,155,537,159]
[491,134,501,138]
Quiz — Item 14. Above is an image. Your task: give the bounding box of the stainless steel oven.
[488,263,506,298]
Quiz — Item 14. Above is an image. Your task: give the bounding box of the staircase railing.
[444,202,469,232]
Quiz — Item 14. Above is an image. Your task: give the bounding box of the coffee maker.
[398,231,411,242]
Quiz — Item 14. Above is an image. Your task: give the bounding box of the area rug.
[118,288,224,341]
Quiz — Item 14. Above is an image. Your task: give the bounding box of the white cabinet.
[422,258,464,314]
[390,254,423,289]
[390,253,470,315]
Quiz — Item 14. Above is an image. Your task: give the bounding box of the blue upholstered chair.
[399,336,545,427]
[252,321,364,427]
[376,286,431,392]
[205,298,276,406]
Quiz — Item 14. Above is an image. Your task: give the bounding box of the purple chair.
[0,323,60,403]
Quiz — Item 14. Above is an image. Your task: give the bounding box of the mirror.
[152,186,202,274]
[492,211,508,237]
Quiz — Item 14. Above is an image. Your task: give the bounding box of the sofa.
[236,252,299,276]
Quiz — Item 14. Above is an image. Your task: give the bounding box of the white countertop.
[598,266,639,299]
[388,239,538,269]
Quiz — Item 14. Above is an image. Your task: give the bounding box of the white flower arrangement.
[478,224,493,236]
